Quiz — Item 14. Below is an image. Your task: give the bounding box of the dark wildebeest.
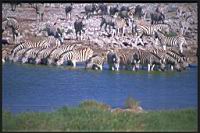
[109,5,119,16]
[134,5,144,19]
[150,12,165,24]
[97,3,108,15]
[74,17,85,40]
[100,15,115,33]
[65,3,73,20]
[84,4,98,19]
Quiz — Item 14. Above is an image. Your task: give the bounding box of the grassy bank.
[2,101,197,132]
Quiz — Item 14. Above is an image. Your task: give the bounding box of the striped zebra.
[107,51,120,71]
[35,46,58,64]
[166,48,189,69]
[2,49,10,63]
[112,13,128,37]
[116,48,140,71]
[11,36,58,59]
[47,44,82,65]
[85,53,107,70]
[148,47,184,71]
[3,17,22,43]
[33,3,45,22]
[21,47,46,64]
[56,47,94,67]
[148,48,189,70]
[12,48,32,62]
[136,49,166,71]
[155,31,187,53]
[134,23,171,46]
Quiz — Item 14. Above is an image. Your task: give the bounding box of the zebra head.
[160,59,166,71]
[35,58,41,64]
[56,58,64,66]
[85,57,93,69]
[21,57,28,63]
[47,58,53,65]
[174,62,182,72]
[159,24,171,34]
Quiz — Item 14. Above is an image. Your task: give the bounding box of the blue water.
[2,62,198,113]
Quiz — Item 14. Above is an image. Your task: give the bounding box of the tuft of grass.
[125,96,140,109]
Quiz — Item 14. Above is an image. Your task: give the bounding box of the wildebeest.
[134,5,144,19]
[65,3,73,20]
[84,4,98,18]
[109,5,119,16]
[150,12,165,24]
[74,17,85,40]
[97,3,108,15]
[100,15,115,33]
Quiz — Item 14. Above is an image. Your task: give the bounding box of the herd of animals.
[2,3,195,72]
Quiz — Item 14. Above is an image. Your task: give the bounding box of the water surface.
[2,62,197,113]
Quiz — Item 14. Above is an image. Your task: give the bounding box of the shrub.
[125,97,140,109]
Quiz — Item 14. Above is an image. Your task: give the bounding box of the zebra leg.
[135,36,140,45]
[148,64,151,72]
[163,44,166,51]
[155,38,159,46]
[132,65,136,71]
[151,64,155,71]
[139,38,144,46]
[179,43,183,53]
[171,65,174,71]
[71,60,76,68]
[99,65,103,70]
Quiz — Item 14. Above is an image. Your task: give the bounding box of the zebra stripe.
[135,24,170,46]
[56,47,94,67]
[85,54,105,70]
[3,17,21,43]
[47,44,82,65]
[137,49,165,71]
[156,31,187,53]
[35,46,58,64]
[21,47,46,64]
[11,36,58,58]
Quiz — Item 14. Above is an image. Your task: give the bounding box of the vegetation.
[2,100,197,132]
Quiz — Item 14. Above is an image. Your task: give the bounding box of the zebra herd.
[3,36,189,72]
[2,3,192,72]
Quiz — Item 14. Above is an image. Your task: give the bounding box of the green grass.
[2,101,197,132]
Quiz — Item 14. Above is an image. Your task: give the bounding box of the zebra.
[111,48,140,71]
[148,47,186,71]
[100,15,115,33]
[166,48,189,69]
[136,49,166,71]
[107,50,120,71]
[2,48,11,63]
[21,47,46,64]
[33,3,45,23]
[134,23,171,46]
[11,48,32,62]
[155,30,187,53]
[40,23,64,44]
[35,46,58,64]
[3,17,22,43]
[47,44,82,65]
[113,13,129,37]
[56,47,94,67]
[11,36,58,59]
[85,52,108,70]
[65,3,73,20]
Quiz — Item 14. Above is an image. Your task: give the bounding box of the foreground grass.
[3,101,197,132]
